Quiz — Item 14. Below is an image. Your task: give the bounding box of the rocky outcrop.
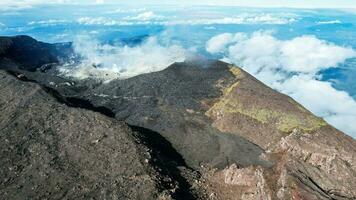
[202,67,356,200]
[272,128,356,199]
[221,164,272,200]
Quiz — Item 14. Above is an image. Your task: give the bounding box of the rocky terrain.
[0,35,355,199]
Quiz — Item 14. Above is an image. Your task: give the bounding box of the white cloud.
[59,36,187,81]
[75,12,297,26]
[76,16,159,26]
[204,26,217,30]
[76,17,129,26]
[206,33,234,54]
[0,0,355,8]
[280,36,355,73]
[166,13,297,25]
[206,31,356,137]
[124,11,166,21]
[0,4,33,11]
[317,20,342,24]
[0,0,71,7]
[206,33,246,54]
[106,7,147,14]
[28,19,69,26]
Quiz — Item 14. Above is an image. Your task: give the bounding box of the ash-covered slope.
[1,36,356,200]
[0,71,177,199]
[86,60,270,170]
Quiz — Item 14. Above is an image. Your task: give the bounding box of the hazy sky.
[1,0,356,8]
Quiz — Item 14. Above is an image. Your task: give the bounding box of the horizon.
[1,0,356,9]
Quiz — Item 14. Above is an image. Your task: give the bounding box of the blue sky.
[1,0,356,8]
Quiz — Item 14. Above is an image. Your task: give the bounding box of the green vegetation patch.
[207,66,327,134]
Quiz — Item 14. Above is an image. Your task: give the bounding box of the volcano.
[0,36,355,200]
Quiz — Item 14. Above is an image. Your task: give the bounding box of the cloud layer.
[59,36,187,81]
[73,12,297,26]
[206,31,356,137]
[1,0,356,8]
[124,11,166,21]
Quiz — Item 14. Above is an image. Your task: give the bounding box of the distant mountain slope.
[0,36,355,200]
[0,35,73,71]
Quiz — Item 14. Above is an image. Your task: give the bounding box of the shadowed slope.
[0,35,73,71]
